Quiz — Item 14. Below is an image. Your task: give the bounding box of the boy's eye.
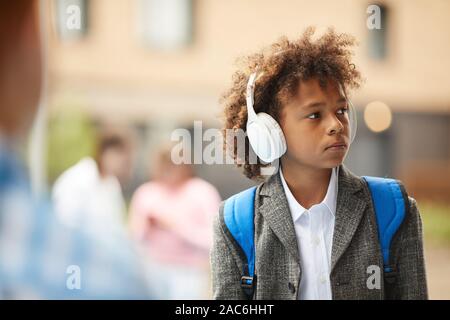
[307,112,320,119]
[337,107,349,115]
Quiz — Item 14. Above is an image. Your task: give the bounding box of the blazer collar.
[259,171,300,263]
[259,164,367,271]
[329,164,368,272]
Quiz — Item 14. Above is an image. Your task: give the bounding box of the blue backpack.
[223,176,408,298]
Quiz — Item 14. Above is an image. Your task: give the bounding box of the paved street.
[425,245,450,299]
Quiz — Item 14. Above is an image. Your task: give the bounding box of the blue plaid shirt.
[0,142,163,299]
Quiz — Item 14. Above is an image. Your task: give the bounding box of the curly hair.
[220,27,362,181]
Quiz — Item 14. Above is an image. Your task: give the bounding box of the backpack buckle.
[240,276,254,289]
[384,266,398,285]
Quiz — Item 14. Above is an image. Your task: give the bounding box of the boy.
[210,28,427,300]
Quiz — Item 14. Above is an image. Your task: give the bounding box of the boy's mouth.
[325,141,348,151]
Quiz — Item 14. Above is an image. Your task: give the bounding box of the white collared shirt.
[279,167,338,300]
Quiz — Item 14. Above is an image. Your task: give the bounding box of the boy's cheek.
[284,144,317,162]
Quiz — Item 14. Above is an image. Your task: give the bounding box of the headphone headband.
[246,72,258,121]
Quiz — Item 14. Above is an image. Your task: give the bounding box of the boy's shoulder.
[220,164,364,207]
[219,164,419,217]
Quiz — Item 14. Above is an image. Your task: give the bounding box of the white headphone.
[246,72,287,163]
[245,72,357,163]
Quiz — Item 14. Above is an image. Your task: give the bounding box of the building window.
[138,0,193,50]
[55,0,89,40]
[367,4,388,60]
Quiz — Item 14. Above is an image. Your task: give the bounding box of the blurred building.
[44,0,450,201]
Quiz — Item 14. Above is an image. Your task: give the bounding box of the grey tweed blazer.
[210,164,428,300]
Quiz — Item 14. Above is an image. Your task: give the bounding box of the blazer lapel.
[330,165,368,272]
[259,173,300,264]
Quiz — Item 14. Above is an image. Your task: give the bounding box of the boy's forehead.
[300,78,344,97]
[293,78,346,105]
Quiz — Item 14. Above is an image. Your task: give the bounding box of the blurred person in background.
[129,144,221,299]
[0,1,163,299]
[52,132,131,240]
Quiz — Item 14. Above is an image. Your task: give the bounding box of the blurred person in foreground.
[129,145,221,299]
[52,132,131,240]
[0,1,163,299]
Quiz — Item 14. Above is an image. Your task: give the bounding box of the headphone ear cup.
[348,101,358,144]
[247,120,274,163]
[247,112,286,163]
[258,113,287,158]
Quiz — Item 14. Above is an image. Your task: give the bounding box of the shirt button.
[319,275,327,284]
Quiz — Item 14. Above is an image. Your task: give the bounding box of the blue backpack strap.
[362,176,408,282]
[223,186,257,298]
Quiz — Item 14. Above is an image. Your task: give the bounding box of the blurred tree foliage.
[421,201,450,247]
[47,107,96,184]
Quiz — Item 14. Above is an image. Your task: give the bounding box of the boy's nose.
[327,118,345,135]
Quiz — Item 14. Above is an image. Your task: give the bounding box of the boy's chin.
[320,157,346,169]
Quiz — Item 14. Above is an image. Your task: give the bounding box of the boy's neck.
[280,159,333,210]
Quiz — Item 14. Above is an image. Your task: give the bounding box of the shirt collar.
[279,166,339,222]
